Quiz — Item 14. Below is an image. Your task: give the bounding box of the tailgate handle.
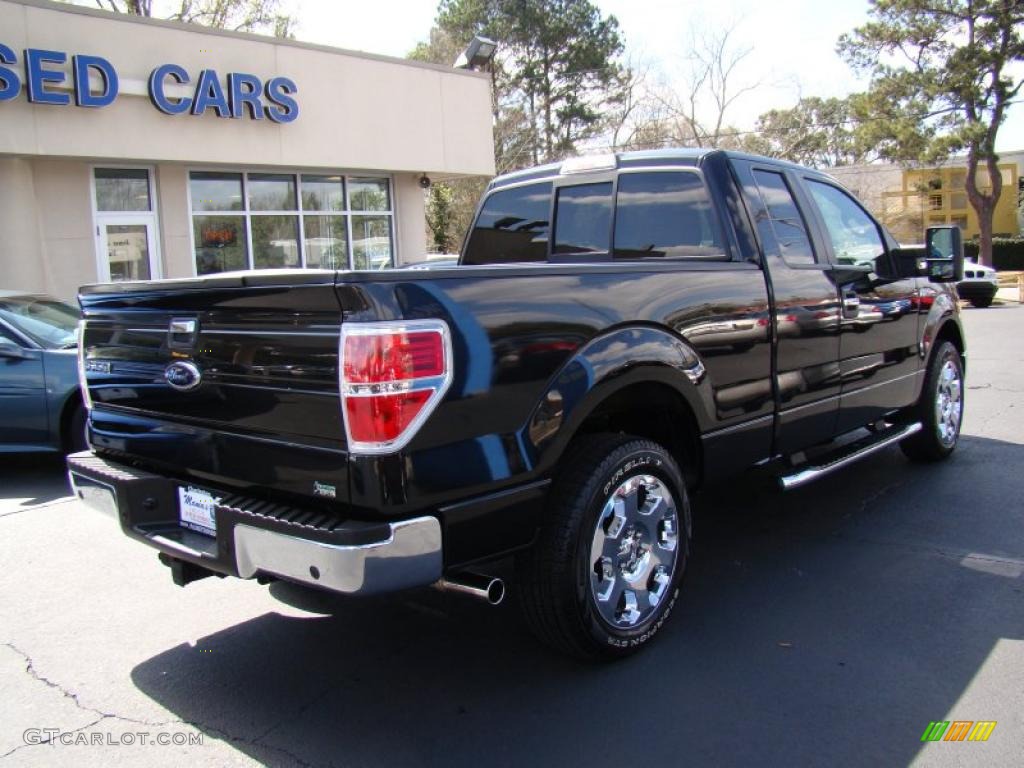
[169,318,198,348]
[170,319,196,334]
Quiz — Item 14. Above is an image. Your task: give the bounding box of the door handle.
[842,292,860,317]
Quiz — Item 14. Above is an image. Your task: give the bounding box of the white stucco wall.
[0,0,493,299]
[0,0,494,174]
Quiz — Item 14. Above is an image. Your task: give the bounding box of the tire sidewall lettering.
[580,446,687,653]
[601,455,662,498]
[605,588,679,648]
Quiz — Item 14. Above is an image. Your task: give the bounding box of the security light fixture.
[455,36,497,71]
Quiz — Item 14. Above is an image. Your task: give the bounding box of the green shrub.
[964,237,1024,270]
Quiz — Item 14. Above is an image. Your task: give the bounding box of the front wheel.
[901,341,964,462]
[517,434,691,660]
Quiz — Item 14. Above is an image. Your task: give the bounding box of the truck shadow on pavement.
[0,453,72,510]
[130,435,1024,768]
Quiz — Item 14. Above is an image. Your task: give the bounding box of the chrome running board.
[779,422,923,491]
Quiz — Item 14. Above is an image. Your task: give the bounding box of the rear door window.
[613,172,725,259]
[552,182,613,256]
[462,182,552,265]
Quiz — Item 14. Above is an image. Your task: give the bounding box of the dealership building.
[0,0,495,300]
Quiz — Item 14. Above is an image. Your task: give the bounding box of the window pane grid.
[190,171,394,274]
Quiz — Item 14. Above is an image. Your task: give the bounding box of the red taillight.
[343,332,445,382]
[339,321,451,453]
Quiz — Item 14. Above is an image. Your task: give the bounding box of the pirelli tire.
[901,340,964,462]
[517,434,692,660]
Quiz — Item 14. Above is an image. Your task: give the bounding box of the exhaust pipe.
[434,572,505,605]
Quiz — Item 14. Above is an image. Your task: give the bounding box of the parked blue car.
[0,291,86,453]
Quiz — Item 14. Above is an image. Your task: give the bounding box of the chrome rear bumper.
[67,451,443,596]
[231,517,442,594]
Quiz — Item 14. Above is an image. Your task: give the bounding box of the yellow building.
[830,151,1023,245]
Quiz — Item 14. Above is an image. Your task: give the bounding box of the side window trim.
[749,165,824,269]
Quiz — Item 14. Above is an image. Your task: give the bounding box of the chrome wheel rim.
[589,474,679,628]
[934,358,962,447]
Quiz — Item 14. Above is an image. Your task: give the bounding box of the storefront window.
[349,178,391,211]
[351,216,392,270]
[303,216,347,269]
[251,215,300,268]
[189,171,393,273]
[248,174,296,211]
[190,172,244,212]
[302,175,345,211]
[193,215,248,275]
[95,169,151,212]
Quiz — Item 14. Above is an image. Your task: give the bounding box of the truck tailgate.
[78,275,348,503]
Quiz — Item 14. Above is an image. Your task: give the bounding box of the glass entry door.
[92,168,161,283]
[98,220,158,282]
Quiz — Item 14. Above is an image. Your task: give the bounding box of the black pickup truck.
[68,149,967,660]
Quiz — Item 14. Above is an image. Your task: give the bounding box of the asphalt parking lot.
[2,304,1022,768]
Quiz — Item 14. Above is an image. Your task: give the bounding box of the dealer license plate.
[178,485,219,537]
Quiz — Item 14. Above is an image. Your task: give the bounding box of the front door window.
[805,180,886,269]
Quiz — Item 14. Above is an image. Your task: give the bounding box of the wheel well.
[573,382,702,488]
[934,320,965,368]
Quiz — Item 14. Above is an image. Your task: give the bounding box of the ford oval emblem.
[164,360,202,392]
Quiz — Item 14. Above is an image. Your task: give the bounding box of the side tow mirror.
[923,225,964,283]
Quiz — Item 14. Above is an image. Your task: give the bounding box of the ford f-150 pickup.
[68,149,967,659]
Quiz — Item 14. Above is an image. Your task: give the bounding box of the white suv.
[957,259,999,308]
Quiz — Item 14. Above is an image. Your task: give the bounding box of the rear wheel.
[517,434,691,660]
[970,297,993,308]
[901,341,963,462]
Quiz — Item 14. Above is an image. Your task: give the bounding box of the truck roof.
[489,148,821,190]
